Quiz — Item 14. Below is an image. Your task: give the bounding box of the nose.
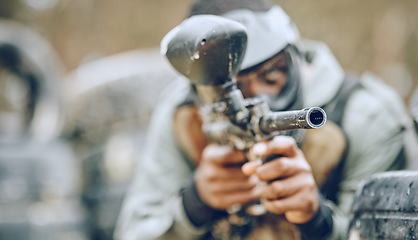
[236,75,258,98]
[237,73,286,99]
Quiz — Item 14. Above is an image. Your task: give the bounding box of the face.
[236,51,289,98]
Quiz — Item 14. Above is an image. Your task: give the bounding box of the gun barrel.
[259,107,327,134]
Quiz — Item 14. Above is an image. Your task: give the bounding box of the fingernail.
[253,143,267,154]
[253,159,262,166]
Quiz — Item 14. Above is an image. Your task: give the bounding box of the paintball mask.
[223,6,303,111]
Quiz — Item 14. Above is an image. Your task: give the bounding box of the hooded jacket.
[114,39,408,240]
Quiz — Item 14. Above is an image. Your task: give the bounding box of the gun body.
[163,14,326,152]
[200,92,326,151]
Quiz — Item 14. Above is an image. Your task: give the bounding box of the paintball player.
[114,0,409,239]
[0,17,87,240]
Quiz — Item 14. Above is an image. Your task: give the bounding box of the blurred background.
[7,0,418,98]
[0,0,417,240]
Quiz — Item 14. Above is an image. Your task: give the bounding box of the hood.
[222,6,300,70]
[300,39,345,107]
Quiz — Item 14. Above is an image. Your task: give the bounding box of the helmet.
[187,0,300,71]
[183,1,303,111]
[222,6,300,71]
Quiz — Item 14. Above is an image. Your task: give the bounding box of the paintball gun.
[162,14,326,153]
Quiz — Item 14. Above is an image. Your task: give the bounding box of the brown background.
[6,0,418,103]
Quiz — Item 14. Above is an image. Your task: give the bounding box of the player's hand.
[195,143,261,210]
[242,136,319,224]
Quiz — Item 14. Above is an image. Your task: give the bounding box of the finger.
[263,187,318,217]
[215,186,262,209]
[252,136,298,158]
[202,164,249,181]
[202,144,246,165]
[211,175,259,194]
[241,159,262,176]
[261,173,316,200]
[256,155,310,182]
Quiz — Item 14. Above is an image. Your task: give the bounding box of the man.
[114,0,409,239]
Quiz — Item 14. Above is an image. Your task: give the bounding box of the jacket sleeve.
[327,73,408,239]
[113,78,209,240]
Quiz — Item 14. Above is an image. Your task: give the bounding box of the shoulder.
[145,76,192,155]
[342,72,408,146]
[345,72,407,128]
[152,76,191,119]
